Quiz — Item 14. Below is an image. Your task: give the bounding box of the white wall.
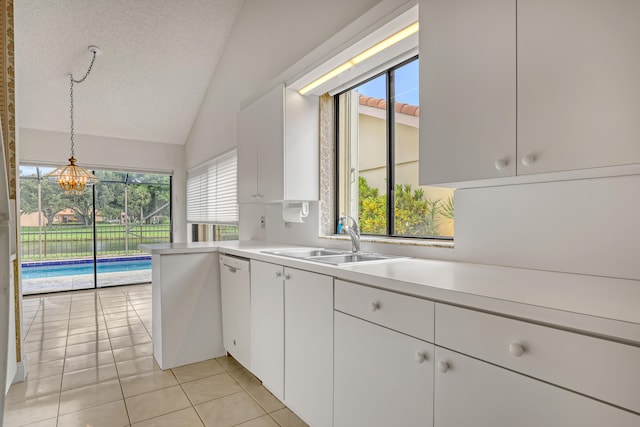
[19,128,186,242]
[453,175,640,280]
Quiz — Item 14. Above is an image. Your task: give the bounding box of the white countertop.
[141,240,640,344]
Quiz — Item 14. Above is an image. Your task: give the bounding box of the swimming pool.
[22,257,152,279]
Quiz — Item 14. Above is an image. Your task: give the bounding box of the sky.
[358,59,418,106]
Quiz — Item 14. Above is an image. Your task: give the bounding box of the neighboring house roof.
[359,94,419,117]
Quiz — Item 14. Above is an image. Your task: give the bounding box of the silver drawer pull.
[509,342,526,357]
[275,271,282,278]
[438,361,449,373]
[370,301,381,312]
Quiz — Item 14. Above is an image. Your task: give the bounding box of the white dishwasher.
[219,254,251,369]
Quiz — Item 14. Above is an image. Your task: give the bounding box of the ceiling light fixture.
[299,21,419,95]
[45,46,101,195]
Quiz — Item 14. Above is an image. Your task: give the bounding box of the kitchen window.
[335,57,454,239]
[187,149,239,241]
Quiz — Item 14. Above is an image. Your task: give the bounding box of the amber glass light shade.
[45,156,99,196]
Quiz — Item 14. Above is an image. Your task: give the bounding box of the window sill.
[319,234,454,249]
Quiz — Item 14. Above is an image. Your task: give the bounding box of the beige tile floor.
[4,284,308,427]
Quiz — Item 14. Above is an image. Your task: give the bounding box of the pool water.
[22,257,151,279]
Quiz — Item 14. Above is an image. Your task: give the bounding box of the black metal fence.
[21,223,171,261]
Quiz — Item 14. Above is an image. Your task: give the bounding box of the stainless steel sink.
[309,253,407,265]
[262,248,346,258]
[262,248,408,265]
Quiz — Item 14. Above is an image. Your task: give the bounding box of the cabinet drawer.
[335,280,434,342]
[435,346,640,427]
[435,303,640,413]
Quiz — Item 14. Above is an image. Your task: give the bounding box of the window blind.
[187,149,238,224]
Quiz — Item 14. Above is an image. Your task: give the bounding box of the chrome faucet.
[340,213,361,253]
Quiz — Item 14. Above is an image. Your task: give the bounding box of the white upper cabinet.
[420,0,640,185]
[419,0,517,184]
[517,0,640,175]
[237,84,319,203]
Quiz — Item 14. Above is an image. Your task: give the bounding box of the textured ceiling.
[15,0,243,145]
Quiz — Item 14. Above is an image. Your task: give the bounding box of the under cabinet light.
[299,22,419,95]
[299,62,354,95]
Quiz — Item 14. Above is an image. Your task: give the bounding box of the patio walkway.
[22,270,151,294]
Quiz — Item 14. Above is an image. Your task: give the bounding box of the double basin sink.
[262,248,408,265]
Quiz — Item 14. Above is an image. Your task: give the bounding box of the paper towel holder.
[282,201,309,225]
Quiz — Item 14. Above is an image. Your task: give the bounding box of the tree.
[358,177,387,234]
[20,178,68,226]
[394,184,439,237]
[95,181,124,221]
[21,171,172,227]
[357,176,453,237]
[127,184,152,223]
[65,190,94,226]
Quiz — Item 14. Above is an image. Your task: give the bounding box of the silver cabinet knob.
[275,271,282,278]
[370,301,381,311]
[494,158,508,170]
[415,352,428,364]
[521,154,535,166]
[509,342,525,357]
[438,361,449,373]
[283,273,291,280]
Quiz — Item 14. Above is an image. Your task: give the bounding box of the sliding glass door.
[19,166,171,294]
[94,172,171,288]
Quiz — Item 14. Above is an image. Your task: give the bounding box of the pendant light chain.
[69,50,97,158]
[45,46,100,196]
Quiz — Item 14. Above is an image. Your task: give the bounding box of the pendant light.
[45,46,100,195]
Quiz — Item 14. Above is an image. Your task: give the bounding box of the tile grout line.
[101,287,133,427]
[173,369,208,427]
[219,357,287,427]
[54,290,74,426]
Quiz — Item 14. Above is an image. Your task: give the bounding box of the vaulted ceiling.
[15,0,243,145]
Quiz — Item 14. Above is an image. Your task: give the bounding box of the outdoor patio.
[22,270,152,294]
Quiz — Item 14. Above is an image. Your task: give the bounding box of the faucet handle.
[341,213,359,231]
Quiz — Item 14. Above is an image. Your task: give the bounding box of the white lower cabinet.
[334,311,434,427]
[284,269,334,427]
[249,260,284,400]
[222,258,640,427]
[434,346,639,427]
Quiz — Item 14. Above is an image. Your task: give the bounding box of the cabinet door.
[334,312,434,427]
[434,347,640,427]
[256,85,285,202]
[249,260,284,400]
[284,268,333,427]
[237,99,259,204]
[220,262,251,369]
[419,0,516,185]
[518,0,640,175]
[283,88,319,201]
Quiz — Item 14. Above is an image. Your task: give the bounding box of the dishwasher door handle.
[219,254,250,273]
